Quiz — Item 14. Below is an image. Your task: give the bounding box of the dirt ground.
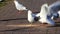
[0,0,60,34]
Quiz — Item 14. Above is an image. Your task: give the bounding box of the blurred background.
[0,0,60,34]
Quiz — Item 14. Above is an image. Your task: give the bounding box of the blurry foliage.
[0,0,11,7]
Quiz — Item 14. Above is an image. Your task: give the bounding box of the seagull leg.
[18,10,23,14]
[30,22,32,26]
[18,10,21,14]
[29,22,32,26]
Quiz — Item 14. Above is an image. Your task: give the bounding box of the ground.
[0,0,60,34]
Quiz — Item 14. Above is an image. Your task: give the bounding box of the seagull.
[28,10,34,23]
[37,4,55,26]
[14,0,27,13]
[28,10,39,23]
[48,1,60,19]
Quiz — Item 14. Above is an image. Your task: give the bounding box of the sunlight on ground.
[5,24,50,28]
[6,24,40,27]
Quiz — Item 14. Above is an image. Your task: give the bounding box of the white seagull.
[28,10,34,23]
[27,3,56,26]
[28,10,39,23]
[14,0,27,13]
[36,4,55,26]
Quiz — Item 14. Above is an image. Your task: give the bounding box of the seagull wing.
[38,3,55,25]
[49,1,60,13]
[40,3,49,18]
[35,13,40,17]
[38,4,49,22]
[46,18,55,26]
[49,1,60,19]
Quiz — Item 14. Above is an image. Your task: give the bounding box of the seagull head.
[14,0,18,4]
